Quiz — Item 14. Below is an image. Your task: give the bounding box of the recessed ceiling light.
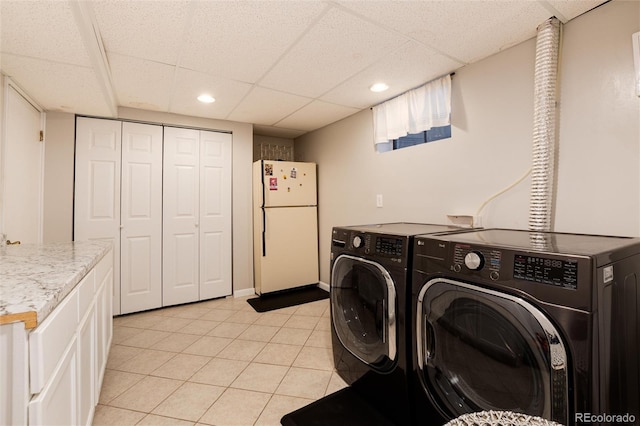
[370,83,389,93]
[197,94,216,103]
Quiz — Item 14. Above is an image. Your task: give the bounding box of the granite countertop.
[0,241,112,329]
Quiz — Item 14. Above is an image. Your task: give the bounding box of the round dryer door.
[331,255,396,369]
[416,279,568,425]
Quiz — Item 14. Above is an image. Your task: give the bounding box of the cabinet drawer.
[29,289,78,394]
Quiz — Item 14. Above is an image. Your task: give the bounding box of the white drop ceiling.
[0,0,606,139]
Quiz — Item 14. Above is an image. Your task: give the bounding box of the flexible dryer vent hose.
[529,17,561,233]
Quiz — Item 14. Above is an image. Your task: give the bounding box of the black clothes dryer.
[330,223,468,426]
[411,229,640,426]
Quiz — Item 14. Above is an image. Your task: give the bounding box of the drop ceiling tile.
[92,0,192,65]
[275,100,360,132]
[227,87,311,126]
[0,0,610,139]
[169,67,253,120]
[108,53,174,112]
[546,1,606,22]
[180,1,327,84]
[339,1,551,64]
[321,41,464,109]
[0,53,112,116]
[0,1,90,66]
[259,6,409,98]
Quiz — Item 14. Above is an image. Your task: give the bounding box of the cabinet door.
[200,131,232,300]
[77,303,96,426]
[120,122,163,314]
[29,287,79,394]
[0,322,29,426]
[95,252,113,394]
[75,117,122,315]
[28,337,78,426]
[163,127,200,306]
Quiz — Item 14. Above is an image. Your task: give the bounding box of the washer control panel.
[453,244,502,280]
[513,254,578,289]
[375,236,403,256]
[450,243,579,289]
[331,228,407,265]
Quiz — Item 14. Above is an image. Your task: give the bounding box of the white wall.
[42,107,256,294]
[295,0,640,285]
[43,112,75,242]
[554,0,640,236]
[0,73,5,233]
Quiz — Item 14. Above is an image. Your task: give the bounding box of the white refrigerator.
[253,160,319,295]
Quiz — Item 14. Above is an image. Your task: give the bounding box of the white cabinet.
[95,253,113,394]
[0,322,29,425]
[0,249,113,425]
[29,283,80,394]
[78,303,95,425]
[75,118,232,314]
[75,118,163,315]
[28,252,112,425]
[28,336,78,426]
[163,127,232,306]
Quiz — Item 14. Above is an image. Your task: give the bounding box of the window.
[392,125,451,150]
[372,74,452,153]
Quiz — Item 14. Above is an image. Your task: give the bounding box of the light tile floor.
[94,295,346,426]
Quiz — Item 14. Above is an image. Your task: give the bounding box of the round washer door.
[416,278,568,425]
[331,254,396,370]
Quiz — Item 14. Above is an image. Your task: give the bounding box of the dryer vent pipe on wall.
[529,17,561,233]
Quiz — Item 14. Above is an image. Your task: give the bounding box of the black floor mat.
[246,285,328,313]
[281,387,397,426]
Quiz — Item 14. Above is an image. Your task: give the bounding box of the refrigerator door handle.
[261,160,266,257]
[262,207,266,257]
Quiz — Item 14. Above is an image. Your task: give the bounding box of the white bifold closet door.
[120,122,163,314]
[74,118,122,315]
[75,118,162,315]
[163,127,232,307]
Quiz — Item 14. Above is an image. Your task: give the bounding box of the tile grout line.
[98,297,337,425]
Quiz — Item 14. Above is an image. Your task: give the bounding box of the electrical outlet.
[376,194,383,208]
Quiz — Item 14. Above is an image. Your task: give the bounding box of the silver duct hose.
[529,17,561,236]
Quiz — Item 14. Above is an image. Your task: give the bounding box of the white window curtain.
[373,74,451,146]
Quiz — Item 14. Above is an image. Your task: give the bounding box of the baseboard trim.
[318,281,329,292]
[233,287,256,298]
